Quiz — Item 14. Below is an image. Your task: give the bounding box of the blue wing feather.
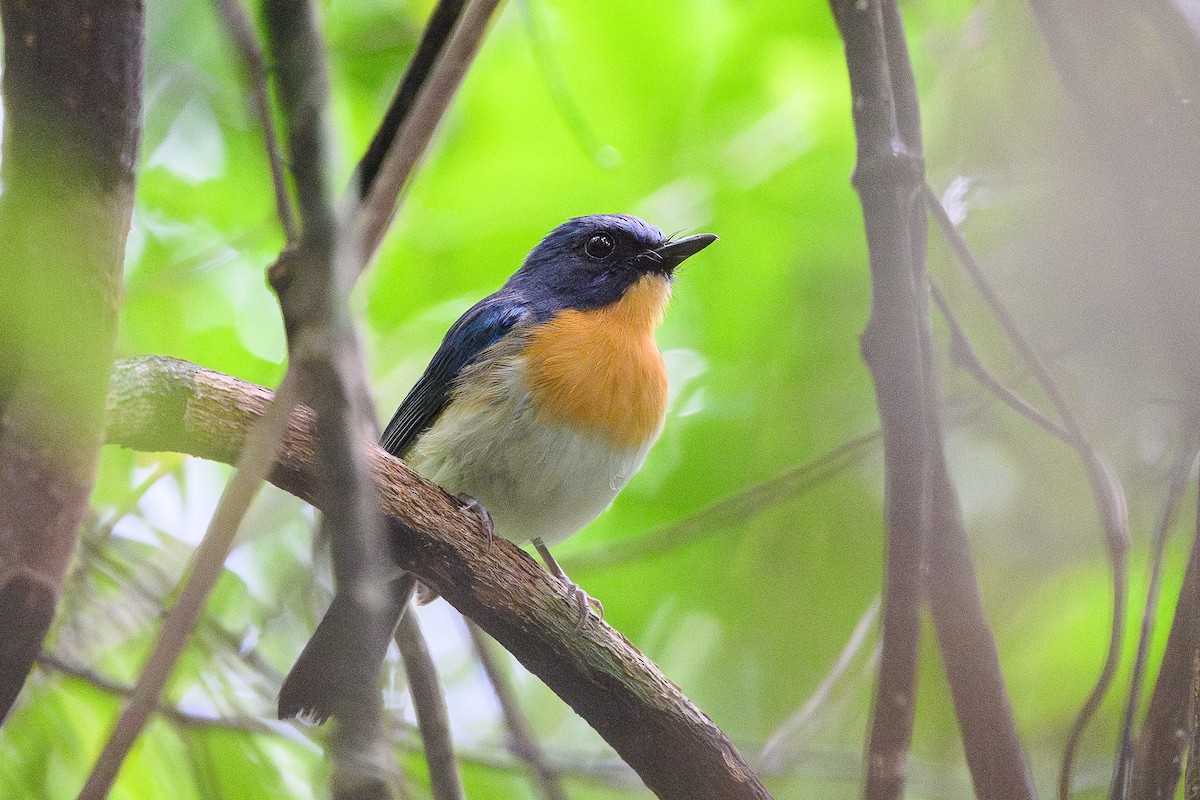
[380,293,527,457]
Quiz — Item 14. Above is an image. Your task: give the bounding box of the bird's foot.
[564,580,604,631]
[455,492,494,549]
[532,537,602,631]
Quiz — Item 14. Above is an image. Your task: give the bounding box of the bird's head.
[511,214,717,315]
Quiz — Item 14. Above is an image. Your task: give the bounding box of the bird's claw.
[455,493,494,549]
[566,582,604,631]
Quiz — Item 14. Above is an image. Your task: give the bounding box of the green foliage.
[0,0,1177,798]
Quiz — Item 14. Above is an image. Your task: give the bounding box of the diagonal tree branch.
[355,0,468,200]
[467,621,569,800]
[395,610,465,800]
[105,355,772,800]
[354,0,505,265]
[78,371,300,800]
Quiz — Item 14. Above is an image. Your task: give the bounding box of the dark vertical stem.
[926,468,1039,800]
[1114,442,1197,799]
[882,4,1038,794]
[1131,493,1200,800]
[829,2,929,797]
[264,0,398,796]
[0,0,143,722]
[395,611,465,800]
[1187,651,1200,800]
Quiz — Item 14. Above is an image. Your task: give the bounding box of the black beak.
[653,233,718,270]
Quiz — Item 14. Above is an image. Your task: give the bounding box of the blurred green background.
[0,0,1187,798]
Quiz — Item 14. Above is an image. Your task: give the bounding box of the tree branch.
[828,2,930,797]
[395,610,464,800]
[354,0,467,200]
[264,0,400,795]
[353,0,505,264]
[0,0,142,723]
[105,355,771,800]
[467,622,569,800]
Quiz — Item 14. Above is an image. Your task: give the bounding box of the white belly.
[406,361,656,546]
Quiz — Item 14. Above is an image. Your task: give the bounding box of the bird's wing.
[380,294,529,457]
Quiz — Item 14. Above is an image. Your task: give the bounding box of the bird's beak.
[654,233,718,270]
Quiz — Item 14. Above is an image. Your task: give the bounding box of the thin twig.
[761,598,880,773]
[395,611,465,800]
[467,621,568,800]
[1113,440,1198,799]
[355,0,468,199]
[924,182,1129,800]
[39,653,279,736]
[355,0,506,265]
[572,430,879,572]
[77,370,299,800]
[932,281,1070,444]
[90,462,176,545]
[214,0,298,244]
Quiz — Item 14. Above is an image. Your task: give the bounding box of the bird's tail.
[277,573,418,723]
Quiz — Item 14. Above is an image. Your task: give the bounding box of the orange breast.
[523,275,671,449]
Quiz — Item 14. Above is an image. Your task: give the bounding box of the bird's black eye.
[584,232,616,260]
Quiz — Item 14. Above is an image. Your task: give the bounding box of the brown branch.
[354,0,505,264]
[924,184,1129,800]
[395,611,465,800]
[932,281,1070,444]
[263,0,399,796]
[0,0,142,722]
[828,2,930,798]
[78,372,300,800]
[467,622,569,800]
[1131,490,1200,800]
[104,355,771,800]
[878,5,1039,796]
[214,0,298,244]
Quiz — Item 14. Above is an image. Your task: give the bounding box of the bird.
[277,213,717,723]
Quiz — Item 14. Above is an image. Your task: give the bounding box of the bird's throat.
[523,275,670,448]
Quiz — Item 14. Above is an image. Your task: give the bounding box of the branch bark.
[879,7,1038,799]
[264,0,399,795]
[0,0,143,721]
[828,2,929,797]
[105,355,772,800]
[1131,495,1200,800]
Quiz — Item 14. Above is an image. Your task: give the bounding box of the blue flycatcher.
[279,213,716,722]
